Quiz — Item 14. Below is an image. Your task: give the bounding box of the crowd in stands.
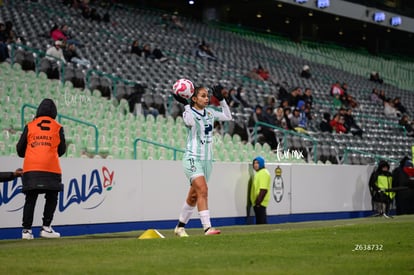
[1,0,414,159]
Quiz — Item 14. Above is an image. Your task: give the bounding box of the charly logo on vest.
[59,166,115,211]
[273,166,284,203]
[0,166,115,212]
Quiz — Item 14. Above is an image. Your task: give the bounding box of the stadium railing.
[133,137,184,160]
[342,148,398,165]
[21,103,100,155]
[252,121,318,163]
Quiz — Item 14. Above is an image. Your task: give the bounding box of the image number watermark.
[352,244,383,251]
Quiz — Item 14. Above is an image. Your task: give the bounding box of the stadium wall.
[0,157,374,239]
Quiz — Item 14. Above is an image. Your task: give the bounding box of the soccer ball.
[172,78,194,99]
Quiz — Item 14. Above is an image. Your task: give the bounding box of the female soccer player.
[172,84,232,236]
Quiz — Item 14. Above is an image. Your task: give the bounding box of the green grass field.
[1,215,413,274]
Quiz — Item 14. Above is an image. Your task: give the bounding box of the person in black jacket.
[0,168,23,182]
[392,157,414,215]
[16,98,66,240]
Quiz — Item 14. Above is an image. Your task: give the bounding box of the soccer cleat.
[22,229,34,240]
[204,227,221,235]
[40,226,61,238]
[174,226,189,237]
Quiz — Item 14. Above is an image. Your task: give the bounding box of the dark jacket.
[392,157,414,215]
[0,172,18,182]
[16,99,66,193]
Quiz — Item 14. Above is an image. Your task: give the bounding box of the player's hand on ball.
[171,93,189,106]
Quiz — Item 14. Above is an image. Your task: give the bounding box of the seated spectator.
[234,87,251,108]
[393,97,407,114]
[227,88,241,108]
[370,71,383,84]
[330,81,344,96]
[343,108,363,138]
[384,99,401,118]
[274,107,287,129]
[370,88,383,105]
[399,115,414,137]
[130,40,142,56]
[300,65,311,79]
[330,114,347,134]
[378,90,386,102]
[0,22,10,62]
[248,105,277,149]
[46,40,66,63]
[302,88,313,108]
[283,107,293,130]
[170,15,185,31]
[142,44,169,62]
[63,43,90,67]
[294,100,308,133]
[210,84,227,107]
[50,24,82,47]
[247,65,269,81]
[195,40,217,61]
[320,112,333,133]
[277,81,289,101]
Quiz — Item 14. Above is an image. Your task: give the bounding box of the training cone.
[138,229,165,239]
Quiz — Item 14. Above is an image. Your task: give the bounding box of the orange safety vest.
[23,116,62,174]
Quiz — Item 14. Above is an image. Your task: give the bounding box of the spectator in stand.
[277,81,289,101]
[234,87,251,108]
[378,90,386,102]
[170,15,185,32]
[0,22,9,62]
[300,65,311,79]
[4,20,19,44]
[46,40,66,63]
[63,43,90,67]
[286,87,300,108]
[158,14,170,29]
[320,112,333,133]
[195,40,217,61]
[399,115,414,137]
[283,107,293,130]
[248,105,278,149]
[343,108,363,138]
[330,81,344,97]
[330,114,347,134]
[50,24,82,47]
[227,88,241,108]
[341,83,358,108]
[142,43,169,62]
[246,64,270,81]
[209,84,226,107]
[294,100,308,133]
[384,98,401,118]
[130,40,142,56]
[370,88,383,105]
[393,97,407,115]
[264,106,276,126]
[370,71,383,84]
[302,88,313,108]
[274,107,287,129]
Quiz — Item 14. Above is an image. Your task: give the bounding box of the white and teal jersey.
[182,101,232,161]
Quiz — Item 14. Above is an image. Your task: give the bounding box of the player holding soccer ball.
[172,81,232,236]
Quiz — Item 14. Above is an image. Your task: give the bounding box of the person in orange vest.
[16,98,66,239]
